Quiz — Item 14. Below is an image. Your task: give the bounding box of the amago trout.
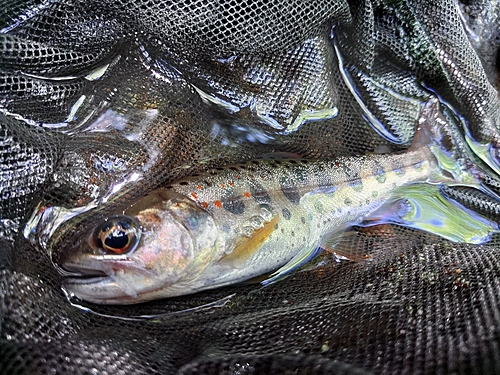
[57,101,499,304]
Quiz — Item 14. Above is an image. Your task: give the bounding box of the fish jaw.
[62,257,163,304]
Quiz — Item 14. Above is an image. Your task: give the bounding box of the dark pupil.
[104,230,129,250]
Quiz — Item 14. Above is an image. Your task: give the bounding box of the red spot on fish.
[197,185,203,190]
[229,181,234,187]
[214,200,222,208]
[244,191,251,198]
[191,192,198,200]
[202,202,208,209]
[220,183,226,189]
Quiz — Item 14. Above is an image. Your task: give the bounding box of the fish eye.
[93,216,141,254]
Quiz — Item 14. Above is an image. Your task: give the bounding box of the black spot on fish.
[301,216,306,224]
[282,208,292,220]
[179,181,189,186]
[343,162,362,191]
[372,161,386,183]
[249,181,272,204]
[222,196,245,215]
[279,176,301,204]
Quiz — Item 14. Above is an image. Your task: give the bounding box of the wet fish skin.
[61,146,436,304]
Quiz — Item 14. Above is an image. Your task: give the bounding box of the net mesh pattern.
[1,0,500,374]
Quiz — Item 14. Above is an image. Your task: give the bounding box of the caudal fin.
[414,99,500,201]
[361,98,500,244]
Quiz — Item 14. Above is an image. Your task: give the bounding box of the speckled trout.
[60,101,498,304]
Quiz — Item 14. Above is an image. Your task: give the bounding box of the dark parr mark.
[249,181,272,205]
[391,159,405,176]
[282,208,292,220]
[279,176,301,204]
[222,195,245,215]
[342,163,362,191]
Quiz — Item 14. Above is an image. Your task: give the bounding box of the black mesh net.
[1,0,500,374]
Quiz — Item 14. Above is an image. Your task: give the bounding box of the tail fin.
[360,98,500,244]
[415,99,500,201]
[412,99,477,185]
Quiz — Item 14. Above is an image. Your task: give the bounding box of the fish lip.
[60,264,108,278]
[60,255,133,278]
[60,255,157,281]
[61,259,165,305]
[63,275,110,284]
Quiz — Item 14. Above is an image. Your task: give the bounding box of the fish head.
[60,190,221,304]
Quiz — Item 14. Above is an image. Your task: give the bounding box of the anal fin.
[361,183,498,244]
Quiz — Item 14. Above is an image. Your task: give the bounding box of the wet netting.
[1,0,500,374]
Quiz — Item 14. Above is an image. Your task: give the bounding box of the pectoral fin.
[362,183,498,244]
[261,241,324,286]
[221,215,279,266]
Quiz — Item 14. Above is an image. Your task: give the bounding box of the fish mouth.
[60,256,136,286]
[61,262,118,293]
[61,263,109,278]
[60,256,162,304]
[61,255,126,277]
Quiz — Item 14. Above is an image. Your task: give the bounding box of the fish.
[59,100,499,304]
